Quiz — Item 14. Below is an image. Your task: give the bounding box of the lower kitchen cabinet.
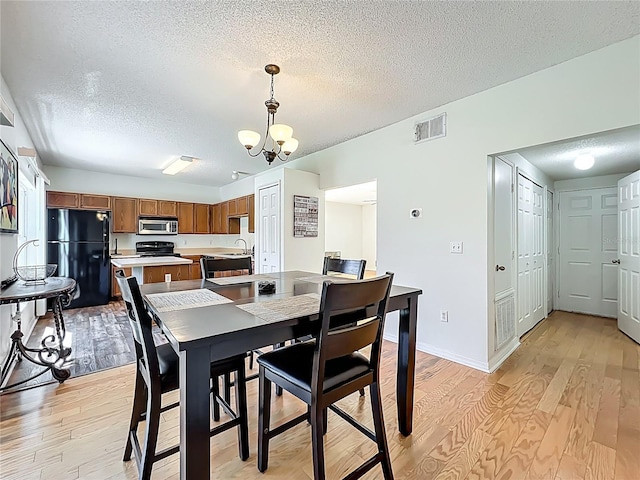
[111,266,132,297]
[143,265,191,284]
[183,255,202,280]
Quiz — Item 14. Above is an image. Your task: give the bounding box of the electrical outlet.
[164,274,172,283]
[450,241,463,254]
[440,310,448,322]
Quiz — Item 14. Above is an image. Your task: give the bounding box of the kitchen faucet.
[235,238,248,255]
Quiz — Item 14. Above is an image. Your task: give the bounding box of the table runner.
[146,289,232,312]
[236,293,321,322]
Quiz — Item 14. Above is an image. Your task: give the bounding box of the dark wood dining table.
[140,270,422,480]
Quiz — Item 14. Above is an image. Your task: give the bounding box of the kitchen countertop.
[111,256,193,268]
[110,248,247,257]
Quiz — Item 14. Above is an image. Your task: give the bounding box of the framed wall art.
[0,139,18,234]
[293,195,318,238]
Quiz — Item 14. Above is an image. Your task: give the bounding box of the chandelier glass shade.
[237,64,299,164]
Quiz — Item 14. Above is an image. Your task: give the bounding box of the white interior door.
[547,190,554,314]
[617,171,640,344]
[494,158,516,349]
[558,187,618,317]
[258,184,281,273]
[517,174,545,336]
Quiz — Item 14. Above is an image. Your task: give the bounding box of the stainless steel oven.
[138,216,178,235]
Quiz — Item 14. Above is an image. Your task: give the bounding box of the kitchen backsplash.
[112,218,255,251]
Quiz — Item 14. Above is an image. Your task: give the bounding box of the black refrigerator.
[47,208,111,309]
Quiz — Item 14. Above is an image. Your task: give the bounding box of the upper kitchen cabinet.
[228,198,238,216]
[194,203,210,234]
[211,203,221,234]
[248,194,255,233]
[138,199,158,216]
[178,202,194,234]
[237,196,249,215]
[158,200,177,217]
[112,197,138,233]
[47,191,79,208]
[80,194,111,210]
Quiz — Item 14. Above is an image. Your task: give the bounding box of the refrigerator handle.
[103,214,110,266]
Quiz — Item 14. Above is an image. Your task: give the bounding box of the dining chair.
[257,273,395,480]
[115,270,249,480]
[322,257,367,279]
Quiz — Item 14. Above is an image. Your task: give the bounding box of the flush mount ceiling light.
[163,156,194,175]
[231,170,250,180]
[238,64,299,165]
[574,154,595,170]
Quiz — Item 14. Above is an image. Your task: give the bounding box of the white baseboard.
[487,338,520,373]
[383,332,398,343]
[417,342,491,372]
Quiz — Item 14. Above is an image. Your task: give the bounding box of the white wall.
[283,36,640,370]
[44,165,220,203]
[554,172,634,192]
[500,152,555,189]
[362,204,377,271]
[325,201,363,260]
[0,74,40,371]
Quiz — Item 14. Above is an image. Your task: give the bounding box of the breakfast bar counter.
[111,256,193,284]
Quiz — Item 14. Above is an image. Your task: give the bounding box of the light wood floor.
[1,311,638,480]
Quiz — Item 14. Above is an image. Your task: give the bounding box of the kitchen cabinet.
[111,265,132,297]
[194,203,210,234]
[237,196,249,215]
[183,255,202,280]
[219,201,229,234]
[112,197,138,233]
[158,200,177,216]
[211,204,221,234]
[248,194,255,233]
[47,191,79,208]
[178,202,194,234]
[143,264,191,284]
[228,198,238,216]
[138,199,158,216]
[80,194,111,210]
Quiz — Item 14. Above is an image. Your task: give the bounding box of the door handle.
[612,259,620,264]
[496,265,506,271]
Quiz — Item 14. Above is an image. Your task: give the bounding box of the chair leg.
[249,350,255,370]
[273,343,284,396]
[224,372,232,405]
[124,369,146,461]
[323,407,328,435]
[211,375,220,421]
[370,381,394,480]
[139,387,162,480]
[310,403,326,480]
[235,367,250,461]
[257,366,272,472]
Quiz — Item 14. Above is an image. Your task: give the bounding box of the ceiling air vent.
[0,95,15,127]
[414,112,446,144]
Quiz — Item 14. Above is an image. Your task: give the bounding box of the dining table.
[140,270,422,480]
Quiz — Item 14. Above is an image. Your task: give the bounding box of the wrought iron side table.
[0,277,76,390]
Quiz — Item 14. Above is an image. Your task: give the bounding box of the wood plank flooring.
[1,310,638,479]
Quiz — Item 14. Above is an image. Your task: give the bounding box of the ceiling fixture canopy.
[574,153,595,170]
[238,64,298,165]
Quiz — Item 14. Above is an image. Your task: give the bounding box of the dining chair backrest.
[200,256,253,278]
[115,269,161,386]
[322,257,366,280]
[312,273,394,395]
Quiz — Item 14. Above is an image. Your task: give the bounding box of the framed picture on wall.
[0,138,19,234]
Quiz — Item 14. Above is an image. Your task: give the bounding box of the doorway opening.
[490,124,640,355]
[324,180,377,278]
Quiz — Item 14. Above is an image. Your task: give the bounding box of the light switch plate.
[450,241,463,254]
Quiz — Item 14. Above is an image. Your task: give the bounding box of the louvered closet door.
[517,174,545,336]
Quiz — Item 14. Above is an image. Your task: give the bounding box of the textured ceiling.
[518,125,640,181]
[1,1,639,187]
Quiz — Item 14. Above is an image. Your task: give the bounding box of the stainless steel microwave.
[138,216,178,235]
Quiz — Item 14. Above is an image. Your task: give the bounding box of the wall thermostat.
[410,208,422,218]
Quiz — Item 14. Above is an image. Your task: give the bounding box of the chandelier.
[237,64,299,165]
